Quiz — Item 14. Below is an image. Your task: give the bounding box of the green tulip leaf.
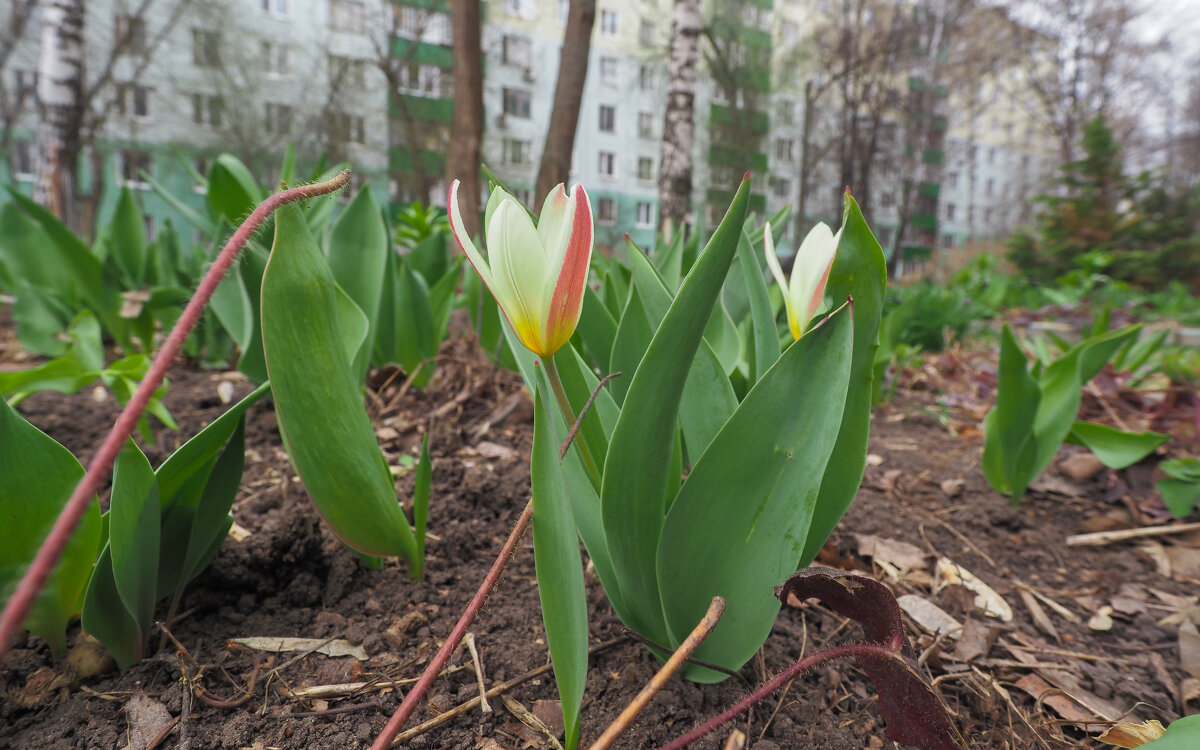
[106,440,162,663]
[982,325,1042,500]
[0,399,102,656]
[261,203,417,563]
[1066,421,1168,469]
[328,186,388,383]
[1138,715,1200,750]
[110,188,148,287]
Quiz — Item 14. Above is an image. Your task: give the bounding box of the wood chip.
[722,729,747,750]
[1018,588,1059,642]
[500,695,563,750]
[125,689,173,750]
[1088,605,1114,631]
[854,534,929,572]
[951,618,999,663]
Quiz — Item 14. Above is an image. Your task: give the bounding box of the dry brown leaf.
[231,637,368,660]
[940,478,964,497]
[854,534,929,572]
[722,729,747,750]
[1095,719,1166,748]
[1141,542,1173,578]
[897,594,963,639]
[476,441,519,461]
[1179,620,1200,680]
[125,689,173,750]
[1013,673,1097,725]
[1182,677,1200,708]
[1165,546,1200,580]
[935,558,1013,622]
[951,618,998,663]
[1088,605,1115,631]
[1018,588,1059,642]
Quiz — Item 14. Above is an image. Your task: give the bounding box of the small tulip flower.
[763,221,842,340]
[449,180,593,358]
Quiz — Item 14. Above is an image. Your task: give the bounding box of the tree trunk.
[446,0,485,239]
[535,0,596,199]
[657,0,700,234]
[34,0,85,232]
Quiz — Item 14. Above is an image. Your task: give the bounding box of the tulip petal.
[803,226,841,326]
[448,180,496,292]
[536,184,572,266]
[543,184,593,356]
[762,224,801,337]
[791,222,838,336]
[484,184,516,237]
[488,200,548,354]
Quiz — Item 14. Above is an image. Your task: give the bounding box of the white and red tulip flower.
[449,180,594,358]
[763,221,842,340]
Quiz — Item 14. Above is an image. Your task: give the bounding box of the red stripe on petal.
[544,185,593,355]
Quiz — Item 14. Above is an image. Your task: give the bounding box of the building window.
[638,64,656,91]
[121,149,152,189]
[327,112,366,143]
[638,111,654,139]
[881,191,895,208]
[116,15,146,55]
[262,41,290,77]
[264,102,293,134]
[985,178,994,196]
[10,139,34,180]
[945,202,956,221]
[117,84,151,119]
[191,93,223,126]
[329,0,366,32]
[598,151,616,178]
[502,0,535,18]
[193,29,220,67]
[599,56,617,86]
[942,234,956,249]
[502,35,532,68]
[597,197,616,224]
[502,87,532,118]
[600,9,618,36]
[14,70,39,107]
[636,201,653,228]
[769,175,791,198]
[987,147,995,164]
[329,55,366,87]
[637,156,653,182]
[598,104,615,133]
[773,138,795,162]
[639,20,655,47]
[946,171,958,189]
[776,99,795,125]
[262,0,288,14]
[984,207,994,223]
[503,138,533,165]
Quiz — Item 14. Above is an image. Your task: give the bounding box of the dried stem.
[369,499,534,750]
[589,597,726,750]
[0,172,351,662]
[658,643,892,750]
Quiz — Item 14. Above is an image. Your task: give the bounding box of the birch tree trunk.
[34,0,85,231]
[657,0,700,235]
[535,0,596,199]
[446,0,485,239]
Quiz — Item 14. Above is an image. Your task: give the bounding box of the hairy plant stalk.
[543,354,602,487]
[371,500,534,750]
[589,597,725,750]
[0,171,351,662]
[658,643,889,750]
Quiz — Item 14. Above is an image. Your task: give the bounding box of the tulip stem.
[543,355,603,489]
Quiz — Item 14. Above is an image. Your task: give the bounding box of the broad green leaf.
[0,202,66,295]
[799,192,887,565]
[573,284,617,371]
[207,154,262,223]
[3,187,124,344]
[982,325,1042,500]
[261,203,417,562]
[393,258,437,386]
[607,288,653,405]
[81,550,140,667]
[234,243,271,383]
[531,386,588,750]
[0,399,101,655]
[107,440,161,662]
[653,226,685,292]
[328,187,388,383]
[736,227,779,384]
[624,240,737,456]
[278,142,297,186]
[0,311,105,402]
[1139,715,1200,750]
[408,230,450,285]
[1066,421,1168,469]
[110,188,148,287]
[702,300,741,375]
[9,285,72,357]
[174,417,246,597]
[1159,458,1200,518]
[601,176,750,643]
[658,304,852,680]
[144,172,218,238]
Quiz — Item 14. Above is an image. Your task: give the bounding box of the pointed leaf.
[328,186,388,383]
[982,325,1042,500]
[1066,422,1168,469]
[107,440,161,661]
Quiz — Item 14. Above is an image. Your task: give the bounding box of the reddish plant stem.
[0,171,351,662]
[657,643,891,750]
[371,499,533,750]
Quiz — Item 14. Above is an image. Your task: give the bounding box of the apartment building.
[2,0,1056,263]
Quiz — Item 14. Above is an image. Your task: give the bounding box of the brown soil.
[1,324,1195,750]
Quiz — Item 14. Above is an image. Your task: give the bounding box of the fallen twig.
[1066,521,1200,546]
[588,597,725,750]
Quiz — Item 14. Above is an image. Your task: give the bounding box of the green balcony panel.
[389,148,447,176]
[930,115,948,132]
[390,94,455,123]
[902,245,932,261]
[710,103,769,134]
[391,38,454,69]
[709,145,767,172]
[918,181,939,199]
[921,148,943,166]
[908,76,926,93]
[910,213,937,231]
